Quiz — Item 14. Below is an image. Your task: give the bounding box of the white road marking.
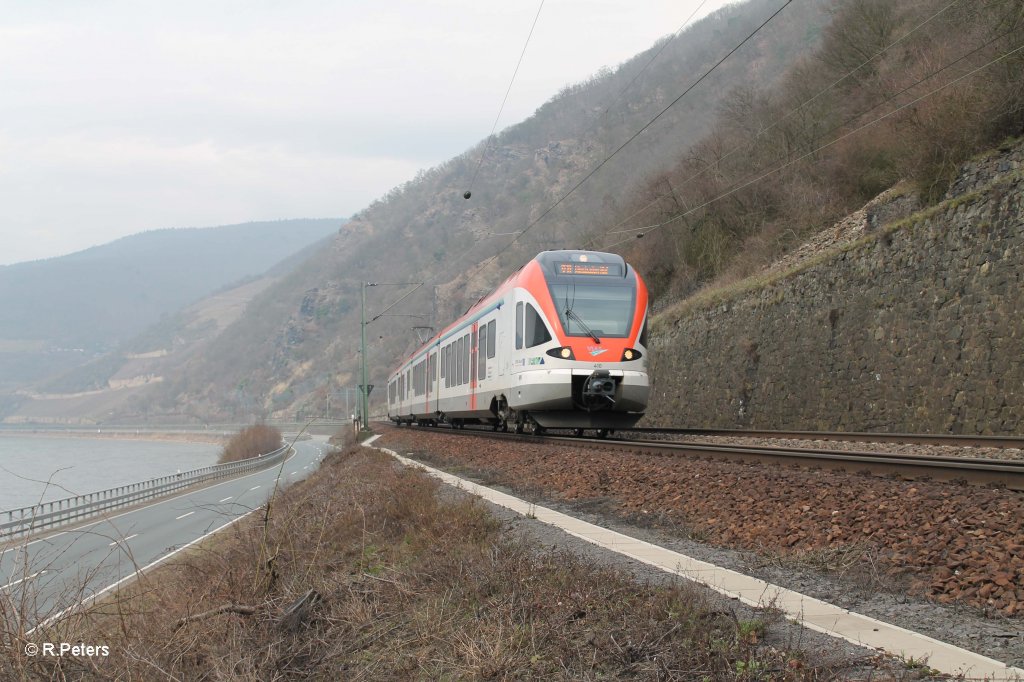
[108,533,138,547]
[10,445,320,630]
[219,496,232,503]
[29,506,263,635]
[249,485,260,491]
[290,471,298,476]
[175,511,194,520]
[2,570,46,591]
[16,447,301,548]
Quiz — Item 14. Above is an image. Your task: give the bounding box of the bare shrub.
[219,424,282,463]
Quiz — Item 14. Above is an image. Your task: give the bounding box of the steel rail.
[619,427,1024,449]
[391,425,1024,491]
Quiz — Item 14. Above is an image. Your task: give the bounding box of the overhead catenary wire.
[594,37,1024,250]
[460,0,796,287]
[464,0,545,200]
[591,0,968,243]
[470,0,711,244]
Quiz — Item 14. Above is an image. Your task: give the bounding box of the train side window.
[478,325,487,379]
[515,302,523,349]
[487,319,496,358]
[448,344,454,387]
[524,303,552,348]
[440,346,446,380]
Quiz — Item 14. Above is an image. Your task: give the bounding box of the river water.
[0,435,221,511]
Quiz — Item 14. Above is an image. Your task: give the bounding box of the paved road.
[1,437,330,631]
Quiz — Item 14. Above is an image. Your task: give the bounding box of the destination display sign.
[557,262,622,276]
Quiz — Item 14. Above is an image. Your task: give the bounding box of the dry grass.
[3,442,915,680]
[219,424,283,463]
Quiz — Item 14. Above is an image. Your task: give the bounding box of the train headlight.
[545,346,575,360]
[621,348,642,361]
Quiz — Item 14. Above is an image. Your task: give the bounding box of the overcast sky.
[0,1,734,266]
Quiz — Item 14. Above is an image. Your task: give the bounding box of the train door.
[469,323,478,411]
[498,329,507,377]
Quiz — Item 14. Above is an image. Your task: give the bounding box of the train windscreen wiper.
[564,307,600,344]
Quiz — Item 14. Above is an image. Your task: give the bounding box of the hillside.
[137,0,834,422]
[9,0,1022,427]
[0,219,340,390]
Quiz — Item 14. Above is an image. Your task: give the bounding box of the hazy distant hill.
[0,219,340,388]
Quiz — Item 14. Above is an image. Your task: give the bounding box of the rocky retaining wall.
[648,141,1023,434]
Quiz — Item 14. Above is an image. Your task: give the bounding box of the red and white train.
[386,250,649,436]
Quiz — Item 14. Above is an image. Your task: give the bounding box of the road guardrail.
[1,443,290,541]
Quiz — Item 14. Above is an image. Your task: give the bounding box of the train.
[385,250,649,437]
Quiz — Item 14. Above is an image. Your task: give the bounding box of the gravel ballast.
[378,426,1024,669]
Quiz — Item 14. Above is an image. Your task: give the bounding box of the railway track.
[621,427,1024,450]
[402,425,1024,491]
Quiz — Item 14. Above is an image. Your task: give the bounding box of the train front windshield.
[549,283,635,338]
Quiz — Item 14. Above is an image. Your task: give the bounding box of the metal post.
[360,282,374,430]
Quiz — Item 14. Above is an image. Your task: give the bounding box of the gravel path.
[379,426,1024,669]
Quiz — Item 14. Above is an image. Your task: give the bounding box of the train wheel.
[571,428,584,437]
[513,421,524,434]
[596,428,610,439]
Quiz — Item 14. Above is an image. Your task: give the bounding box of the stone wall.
[647,141,1024,434]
